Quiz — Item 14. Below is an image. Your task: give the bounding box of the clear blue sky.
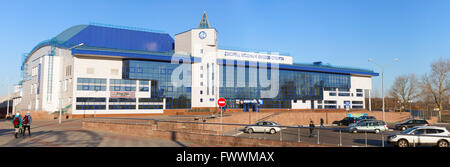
[1,0,449,97]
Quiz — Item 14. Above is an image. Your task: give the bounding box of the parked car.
[348,120,388,134]
[349,117,377,127]
[360,116,376,120]
[394,119,430,131]
[336,117,362,126]
[244,121,281,134]
[387,126,450,147]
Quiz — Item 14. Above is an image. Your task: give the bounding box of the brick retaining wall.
[82,121,333,147]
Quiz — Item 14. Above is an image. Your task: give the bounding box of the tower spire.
[198,11,210,29]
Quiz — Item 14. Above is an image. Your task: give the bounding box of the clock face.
[199,31,207,39]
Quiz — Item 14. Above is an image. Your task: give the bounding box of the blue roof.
[24,24,174,65]
[217,59,378,76]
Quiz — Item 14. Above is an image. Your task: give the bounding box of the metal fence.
[409,110,440,120]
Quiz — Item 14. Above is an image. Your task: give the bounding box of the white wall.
[71,55,163,115]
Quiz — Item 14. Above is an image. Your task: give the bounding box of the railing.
[409,110,440,120]
[82,117,433,147]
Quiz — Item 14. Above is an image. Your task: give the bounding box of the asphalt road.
[233,123,450,147]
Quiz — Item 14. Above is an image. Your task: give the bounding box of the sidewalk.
[0,119,203,147]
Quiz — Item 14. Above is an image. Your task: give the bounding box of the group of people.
[308,118,325,137]
[11,112,32,138]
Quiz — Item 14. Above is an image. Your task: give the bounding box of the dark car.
[360,116,376,120]
[394,119,430,131]
[336,117,362,126]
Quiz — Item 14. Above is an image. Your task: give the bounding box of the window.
[338,93,350,97]
[324,100,337,104]
[123,60,192,109]
[109,79,136,91]
[352,101,364,104]
[356,89,363,92]
[200,90,203,95]
[352,105,363,109]
[76,78,107,91]
[329,92,336,96]
[426,129,438,134]
[338,88,350,92]
[200,98,203,103]
[324,88,335,91]
[412,129,425,135]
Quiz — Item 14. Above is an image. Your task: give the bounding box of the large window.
[77,78,107,91]
[123,60,192,109]
[109,98,136,110]
[219,62,350,109]
[139,80,149,92]
[110,79,136,91]
[75,97,106,110]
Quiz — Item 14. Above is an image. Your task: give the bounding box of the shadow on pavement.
[2,129,104,147]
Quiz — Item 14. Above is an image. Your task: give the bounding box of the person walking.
[320,118,325,128]
[309,120,315,137]
[22,112,32,137]
[12,113,22,138]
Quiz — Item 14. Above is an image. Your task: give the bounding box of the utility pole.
[368,58,398,122]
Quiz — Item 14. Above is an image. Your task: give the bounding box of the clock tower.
[174,12,219,108]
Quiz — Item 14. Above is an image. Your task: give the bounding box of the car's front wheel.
[437,140,449,147]
[401,126,407,131]
[397,139,409,147]
[247,128,254,134]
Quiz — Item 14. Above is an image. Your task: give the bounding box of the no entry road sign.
[218,98,226,107]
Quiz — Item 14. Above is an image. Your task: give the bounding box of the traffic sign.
[218,98,226,107]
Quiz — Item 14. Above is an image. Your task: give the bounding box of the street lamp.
[368,58,398,122]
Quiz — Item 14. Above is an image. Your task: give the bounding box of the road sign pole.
[217,98,226,136]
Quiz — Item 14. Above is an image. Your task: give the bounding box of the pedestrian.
[22,112,32,137]
[320,118,324,128]
[309,120,315,137]
[12,113,22,138]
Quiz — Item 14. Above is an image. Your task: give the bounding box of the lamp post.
[368,58,398,122]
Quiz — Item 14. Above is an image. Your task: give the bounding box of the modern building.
[15,13,378,117]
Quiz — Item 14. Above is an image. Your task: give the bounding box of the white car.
[244,121,282,134]
[387,126,450,147]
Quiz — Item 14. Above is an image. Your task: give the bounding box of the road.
[233,123,450,147]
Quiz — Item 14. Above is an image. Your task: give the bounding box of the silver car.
[387,126,450,147]
[349,120,388,134]
[244,121,281,134]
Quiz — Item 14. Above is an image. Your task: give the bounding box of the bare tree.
[389,74,419,112]
[421,57,450,121]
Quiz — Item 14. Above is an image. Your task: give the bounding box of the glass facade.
[77,78,107,91]
[123,59,191,109]
[110,79,136,91]
[75,97,107,110]
[219,63,350,109]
